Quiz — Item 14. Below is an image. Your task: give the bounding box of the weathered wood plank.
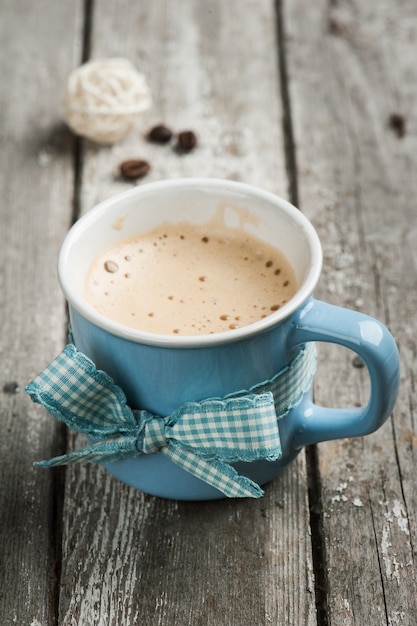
[0,2,83,625]
[4,0,416,624]
[59,458,315,626]
[57,1,317,625]
[285,0,417,622]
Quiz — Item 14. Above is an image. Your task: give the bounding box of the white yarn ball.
[63,58,152,143]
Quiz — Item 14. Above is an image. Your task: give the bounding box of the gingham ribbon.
[26,342,316,498]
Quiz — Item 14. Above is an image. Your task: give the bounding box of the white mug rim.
[58,178,323,347]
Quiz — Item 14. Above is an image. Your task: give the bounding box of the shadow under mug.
[59,178,400,500]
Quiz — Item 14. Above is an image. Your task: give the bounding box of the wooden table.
[1,1,416,624]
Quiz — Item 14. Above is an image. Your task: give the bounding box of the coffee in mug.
[84,219,298,335]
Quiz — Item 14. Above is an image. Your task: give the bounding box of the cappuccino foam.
[84,220,297,335]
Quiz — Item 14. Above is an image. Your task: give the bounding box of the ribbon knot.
[137,411,168,454]
[26,342,317,498]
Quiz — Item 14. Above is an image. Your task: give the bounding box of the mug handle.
[286,299,400,449]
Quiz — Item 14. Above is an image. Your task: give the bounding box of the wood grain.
[0,2,83,625]
[2,0,415,623]
[59,457,315,626]
[285,0,417,622]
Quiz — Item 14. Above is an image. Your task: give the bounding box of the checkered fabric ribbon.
[26,342,316,498]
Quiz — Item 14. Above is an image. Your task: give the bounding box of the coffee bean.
[147,124,173,144]
[388,113,406,138]
[120,159,151,180]
[3,381,19,394]
[176,130,197,152]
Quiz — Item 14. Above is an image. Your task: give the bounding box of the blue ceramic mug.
[58,179,400,500]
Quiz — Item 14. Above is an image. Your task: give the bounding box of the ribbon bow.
[26,343,316,498]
